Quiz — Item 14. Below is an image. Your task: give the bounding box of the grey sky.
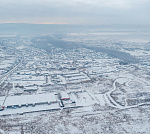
[0,0,150,25]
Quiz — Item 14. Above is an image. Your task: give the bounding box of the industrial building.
[1,93,58,110]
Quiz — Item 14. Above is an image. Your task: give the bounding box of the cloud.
[0,0,150,25]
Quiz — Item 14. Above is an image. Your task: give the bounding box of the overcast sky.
[0,0,150,25]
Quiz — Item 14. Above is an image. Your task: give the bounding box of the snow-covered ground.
[0,34,150,133]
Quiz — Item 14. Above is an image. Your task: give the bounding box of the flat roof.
[4,93,57,107]
[61,92,70,99]
[0,97,5,106]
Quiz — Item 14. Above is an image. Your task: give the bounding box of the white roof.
[0,97,5,106]
[4,93,57,107]
[61,92,69,99]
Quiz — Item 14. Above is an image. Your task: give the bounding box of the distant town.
[0,32,150,133]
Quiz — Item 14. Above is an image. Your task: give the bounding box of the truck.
[0,105,5,111]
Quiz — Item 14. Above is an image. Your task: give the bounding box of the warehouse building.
[3,93,58,109]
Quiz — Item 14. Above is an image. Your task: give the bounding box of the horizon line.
[0,22,70,25]
[0,23,149,27]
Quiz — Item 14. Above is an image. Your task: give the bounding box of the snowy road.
[0,58,24,85]
[103,77,150,110]
[103,79,124,109]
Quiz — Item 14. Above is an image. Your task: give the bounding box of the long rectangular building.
[3,93,57,108]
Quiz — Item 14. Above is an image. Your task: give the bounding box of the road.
[103,77,150,110]
[103,79,124,109]
[0,57,24,85]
